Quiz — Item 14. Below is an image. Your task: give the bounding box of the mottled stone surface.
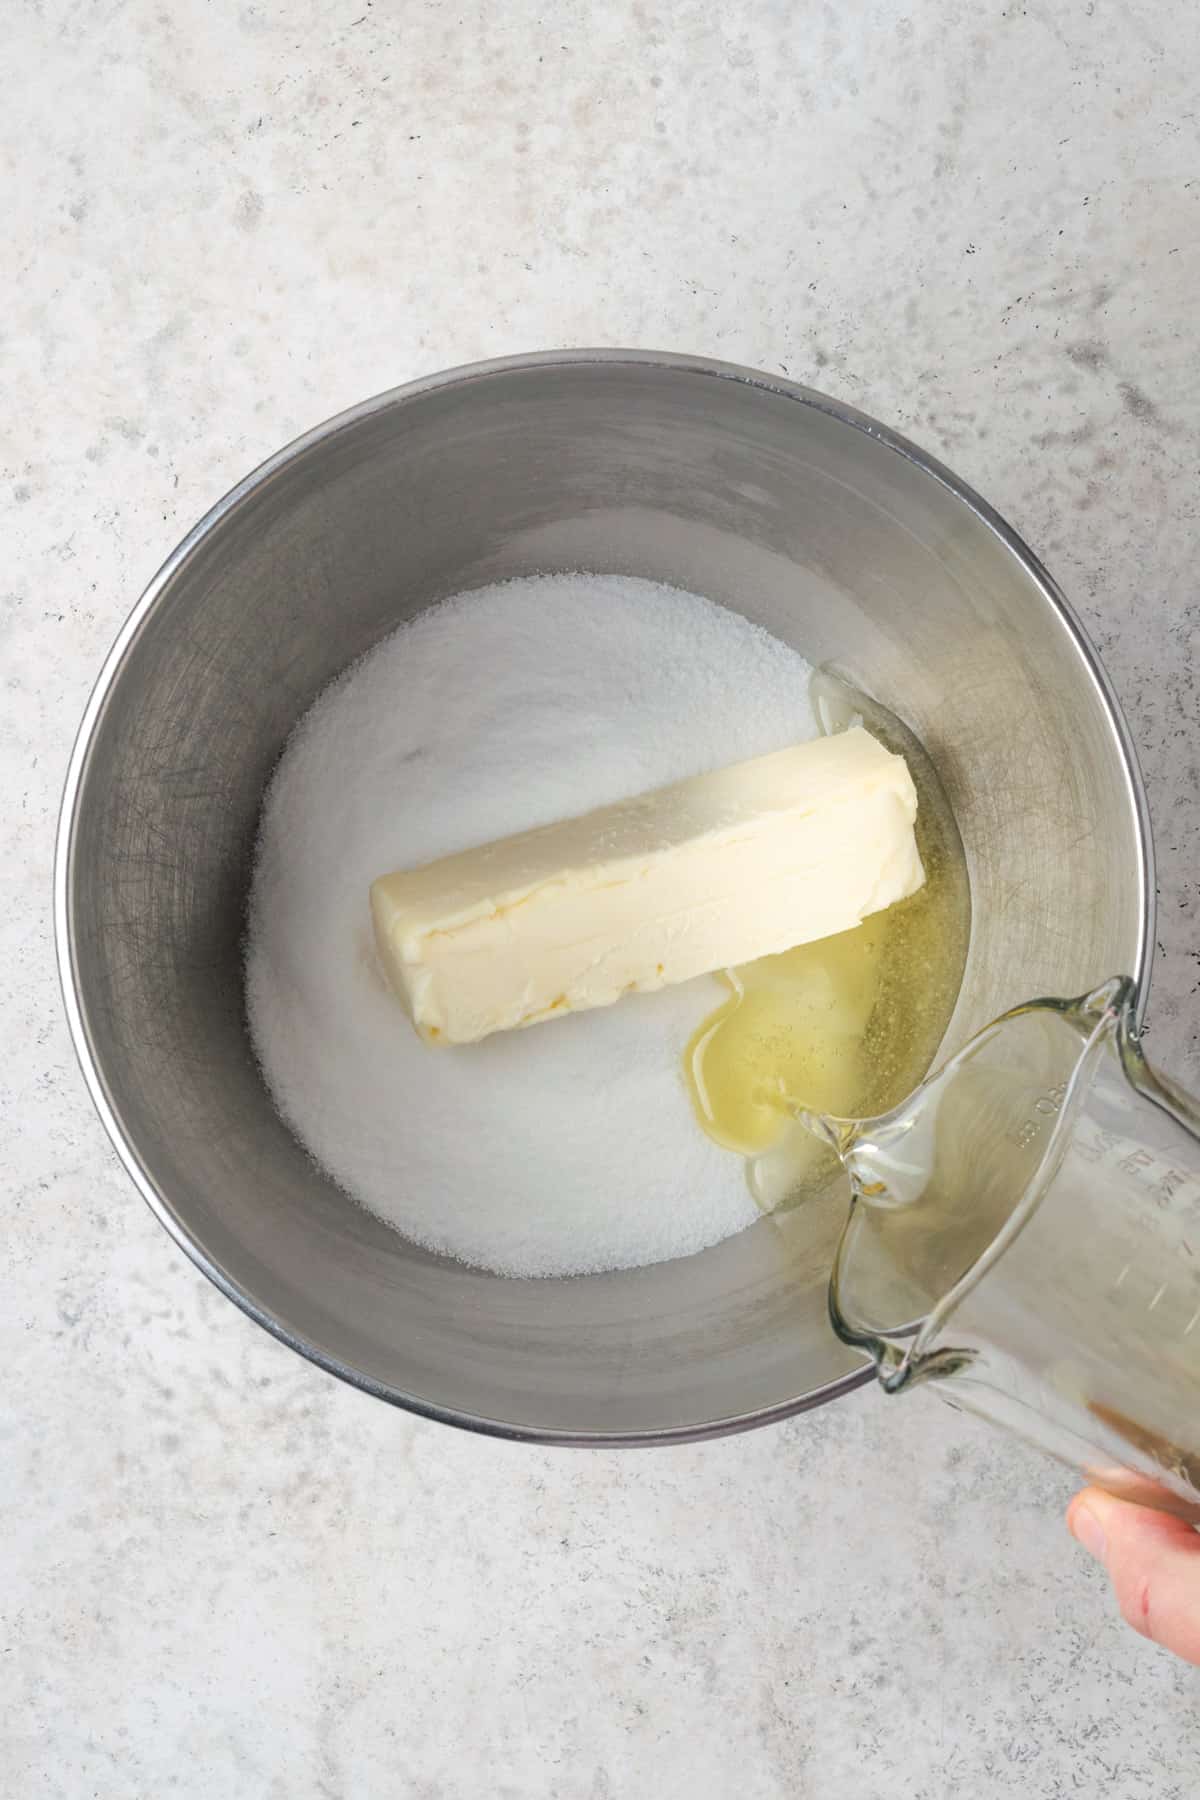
[4,2,1199,1794]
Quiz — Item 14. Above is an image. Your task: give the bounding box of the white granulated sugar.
[245,573,818,1278]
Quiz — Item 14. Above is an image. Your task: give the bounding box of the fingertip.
[1067,1493,1107,1563]
[1080,1487,1198,1552]
[1071,1488,1200,1663]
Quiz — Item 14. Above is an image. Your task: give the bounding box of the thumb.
[1068,1487,1200,1664]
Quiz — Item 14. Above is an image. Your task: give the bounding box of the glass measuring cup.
[813,978,1200,1520]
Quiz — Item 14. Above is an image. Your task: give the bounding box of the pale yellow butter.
[369,727,925,1046]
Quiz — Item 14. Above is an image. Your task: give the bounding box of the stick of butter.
[370,727,925,1046]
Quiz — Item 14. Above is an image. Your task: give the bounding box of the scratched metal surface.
[57,354,1149,1442]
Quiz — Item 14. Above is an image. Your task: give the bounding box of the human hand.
[1068,1487,1200,1664]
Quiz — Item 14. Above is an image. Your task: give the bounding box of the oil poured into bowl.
[685,677,971,1210]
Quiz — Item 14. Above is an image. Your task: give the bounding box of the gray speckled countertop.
[5,3,1200,1794]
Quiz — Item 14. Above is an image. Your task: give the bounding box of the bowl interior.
[60,355,1149,1439]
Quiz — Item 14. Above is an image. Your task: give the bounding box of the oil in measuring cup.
[823,979,1200,1519]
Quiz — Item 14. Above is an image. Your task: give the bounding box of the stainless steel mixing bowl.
[56,350,1152,1442]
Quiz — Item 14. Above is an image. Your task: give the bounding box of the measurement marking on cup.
[1011,1080,1069,1149]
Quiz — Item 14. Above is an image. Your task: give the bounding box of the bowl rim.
[53,346,1156,1444]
